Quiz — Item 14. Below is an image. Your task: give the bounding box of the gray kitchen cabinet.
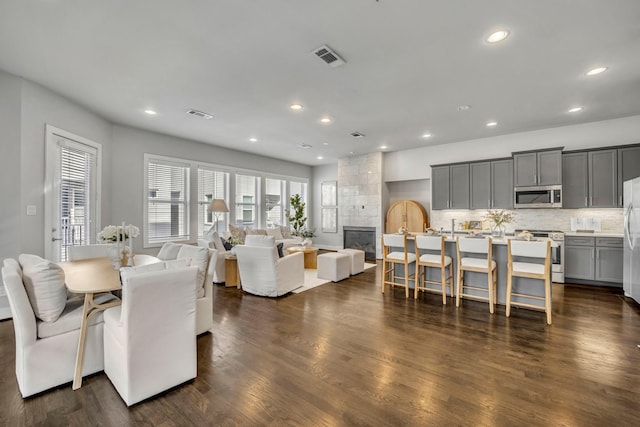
[565,236,623,284]
[562,152,589,208]
[491,159,514,208]
[617,145,640,206]
[588,149,617,208]
[514,149,562,187]
[432,163,469,209]
[595,238,623,283]
[564,236,595,281]
[432,165,451,210]
[450,163,470,209]
[470,162,491,209]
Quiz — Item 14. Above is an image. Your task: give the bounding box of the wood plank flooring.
[1,262,639,426]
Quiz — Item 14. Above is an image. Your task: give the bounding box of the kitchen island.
[388,234,556,306]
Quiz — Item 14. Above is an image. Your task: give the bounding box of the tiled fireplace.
[343,226,376,260]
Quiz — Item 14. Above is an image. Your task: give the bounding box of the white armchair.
[155,243,216,335]
[197,237,226,284]
[103,266,198,406]
[2,257,117,397]
[235,235,304,297]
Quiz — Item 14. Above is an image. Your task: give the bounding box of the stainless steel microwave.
[514,185,562,208]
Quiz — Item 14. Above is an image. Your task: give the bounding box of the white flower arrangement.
[98,224,140,243]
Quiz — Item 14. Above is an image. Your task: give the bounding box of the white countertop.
[564,232,623,238]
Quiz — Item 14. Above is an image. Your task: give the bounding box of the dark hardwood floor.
[1,262,640,426]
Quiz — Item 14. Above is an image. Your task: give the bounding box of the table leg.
[72,293,93,390]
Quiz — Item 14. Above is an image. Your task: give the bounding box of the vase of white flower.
[99,224,139,268]
[483,210,514,238]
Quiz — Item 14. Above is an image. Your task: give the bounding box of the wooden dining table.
[59,257,122,390]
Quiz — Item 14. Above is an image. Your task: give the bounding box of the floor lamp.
[207,199,229,236]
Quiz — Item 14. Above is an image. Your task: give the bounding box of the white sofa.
[235,235,304,297]
[153,243,216,335]
[2,257,117,397]
[103,266,198,406]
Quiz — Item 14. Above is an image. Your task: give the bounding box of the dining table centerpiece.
[98,223,140,268]
[483,209,514,238]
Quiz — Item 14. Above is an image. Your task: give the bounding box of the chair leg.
[448,262,454,300]
[404,262,409,298]
[456,268,463,308]
[545,277,552,325]
[414,265,420,299]
[488,269,494,314]
[506,269,512,318]
[440,266,447,305]
[381,259,386,294]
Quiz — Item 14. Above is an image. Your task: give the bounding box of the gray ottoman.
[317,252,351,282]
[338,248,365,275]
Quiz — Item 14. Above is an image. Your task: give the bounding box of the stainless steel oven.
[515,230,564,283]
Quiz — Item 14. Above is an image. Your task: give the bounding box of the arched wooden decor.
[385,200,429,233]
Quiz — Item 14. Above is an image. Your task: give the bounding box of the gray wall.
[0,70,22,261]
[111,125,312,254]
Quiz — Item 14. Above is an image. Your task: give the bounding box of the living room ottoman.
[337,248,365,275]
[317,252,350,282]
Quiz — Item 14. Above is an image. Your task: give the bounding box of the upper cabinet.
[513,149,562,187]
[470,159,513,209]
[562,152,589,208]
[617,145,640,206]
[432,164,469,210]
[589,149,618,208]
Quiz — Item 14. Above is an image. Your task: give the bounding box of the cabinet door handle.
[619,195,623,206]
[585,197,588,207]
[488,199,491,208]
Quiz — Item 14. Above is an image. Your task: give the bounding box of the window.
[289,180,308,220]
[145,156,189,245]
[235,174,259,227]
[197,167,228,236]
[265,178,285,227]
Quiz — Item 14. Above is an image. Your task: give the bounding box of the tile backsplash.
[431,208,624,234]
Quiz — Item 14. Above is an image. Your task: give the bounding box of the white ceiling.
[1,0,639,166]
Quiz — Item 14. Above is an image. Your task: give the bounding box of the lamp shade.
[208,199,229,213]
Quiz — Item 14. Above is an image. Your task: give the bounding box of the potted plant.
[483,209,514,237]
[288,194,315,245]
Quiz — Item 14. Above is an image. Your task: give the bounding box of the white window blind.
[197,167,228,236]
[235,174,259,227]
[146,158,189,244]
[59,142,96,260]
[265,178,285,227]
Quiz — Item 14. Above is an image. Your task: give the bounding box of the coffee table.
[286,246,319,269]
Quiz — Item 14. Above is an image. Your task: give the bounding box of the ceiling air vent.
[312,45,346,68]
[186,109,214,120]
[350,131,365,138]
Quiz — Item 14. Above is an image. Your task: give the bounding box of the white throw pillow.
[176,245,209,290]
[246,228,267,236]
[21,259,67,322]
[164,258,192,270]
[280,226,292,239]
[211,231,226,252]
[266,227,284,240]
[18,253,46,269]
[157,242,181,260]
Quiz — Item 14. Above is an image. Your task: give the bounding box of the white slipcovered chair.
[2,256,117,397]
[235,235,304,297]
[197,230,227,283]
[103,266,198,406]
[67,244,111,261]
[155,242,216,335]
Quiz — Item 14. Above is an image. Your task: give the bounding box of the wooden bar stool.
[381,234,416,298]
[456,236,497,313]
[506,239,552,325]
[414,235,453,304]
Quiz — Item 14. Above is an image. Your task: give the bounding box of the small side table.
[286,246,319,269]
[225,254,241,289]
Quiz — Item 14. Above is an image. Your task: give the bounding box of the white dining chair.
[414,235,453,304]
[381,234,416,298]
[456,237,497,313]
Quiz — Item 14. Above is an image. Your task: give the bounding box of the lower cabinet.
[565,236,623,285]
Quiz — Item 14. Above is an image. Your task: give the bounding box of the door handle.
[625,203,634,250]
[52,237,62,242]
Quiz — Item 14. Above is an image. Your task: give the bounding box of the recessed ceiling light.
[568,106,584,113]
[422,133,432,139]
[289,103,303,111]
[486,121,498,127]
[322,142,329,146]
[487,30,510,43]
[586,67,608,76]
[249,138,258,143]
[144,109,157,115]
[367,171,373,174]
[380,145,388,149]
[317,156,324,160]
[320,117,331,123]
[349,151,354,155]
[457,105,471,112]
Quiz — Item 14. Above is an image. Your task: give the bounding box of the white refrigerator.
[623,177,640,303]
